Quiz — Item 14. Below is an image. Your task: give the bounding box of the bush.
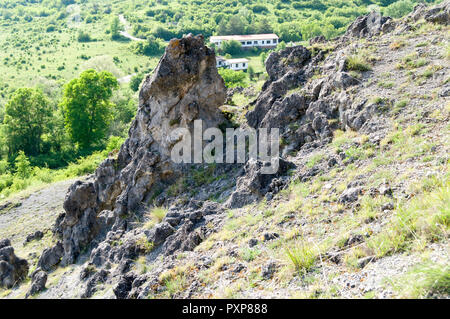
[15,151,32,179]
[77,31,92,42]
[220,40,242,55]
[130,37,165,56]
[346,55,372,71]
[384,0,415,18]
[218,68,247,88]
[130,74,144,92]
[0,159,9,175]
[103,136,125,155]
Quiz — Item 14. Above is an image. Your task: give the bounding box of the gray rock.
[358,256,377,268]
[37,241,64,271]
[54,34,227,267]
[26,269,47,297]
[226,158,295,209]
[344,11,392,38]
[338,187,363,204]
[146,222,175,246]
[261,261,278,280]
[0,239,29,288]
[248,239,258,247]
[24,231,44,245]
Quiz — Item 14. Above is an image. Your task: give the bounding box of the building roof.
[210,34,279,42]
[225,58,249,64]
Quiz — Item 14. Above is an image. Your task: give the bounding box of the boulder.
[0,239,29,288]
[37,241,64,271]
[26,269,47,297]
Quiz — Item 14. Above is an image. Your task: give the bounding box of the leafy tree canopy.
[61,69,118,149]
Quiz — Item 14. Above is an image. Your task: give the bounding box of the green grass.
[367,175,449,257]
[240,247,261,262]
[392,262,450,298]
[284,239,318,275]
[0,152,106,202]
[345,55,372,72]
[144,206,168,229]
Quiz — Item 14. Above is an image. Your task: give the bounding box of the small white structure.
[216,57,249,71]
[210,34,279,49]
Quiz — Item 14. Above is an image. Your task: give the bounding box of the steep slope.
[1,1,449,299]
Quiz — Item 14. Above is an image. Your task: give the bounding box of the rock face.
[53,34,226,266]
[344,11,393,38]
[0,239,29,288]
[226,158,295,208]
[246,45,311,129]
[409,0,450,24]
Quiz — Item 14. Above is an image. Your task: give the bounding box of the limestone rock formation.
[0,239,29,288]
[53,34,227,266]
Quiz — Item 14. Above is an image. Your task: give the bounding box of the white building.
[210,34,279,49]
[216,57,249,71]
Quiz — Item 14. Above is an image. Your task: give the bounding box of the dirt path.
[118,72,136,84]
[0,178,79,249]
[118,14,145,42]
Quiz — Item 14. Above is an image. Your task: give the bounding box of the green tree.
[130,73,144,92]
[15,151,32,179]
[220,40,242,55]
[110,16,121,40]
[3,88,52,156]
[218,69,247,88]
[248,65,255,81]
[384,0,415,18]
[61,69,118,149]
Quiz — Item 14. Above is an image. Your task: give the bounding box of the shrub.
[218,68,247,88]
[15,151,32,179]
[284,240,317,275]
[0,160,9,175]
[346,55,372,72]
[104,136,125,155]
[220,40,242,55]
[77,31,92,42]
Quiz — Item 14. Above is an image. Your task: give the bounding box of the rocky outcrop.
[344,11,394,38]
[409,0,450,24]
[0,239,29,288]
[226,158,295,208]
[51,34,226,266]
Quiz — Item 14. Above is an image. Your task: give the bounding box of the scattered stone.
[24,231,44,245]
[232,263,246,273]
[26,269,47,297]
[358,256,377,269]
[379,185,392,196]
[248,238,258,247]
[261,261,278,280]
[263,233,280,242]
[339,187,363,204]
[381,202,394,211]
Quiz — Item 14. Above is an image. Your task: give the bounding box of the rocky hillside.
[1,1,449,299]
